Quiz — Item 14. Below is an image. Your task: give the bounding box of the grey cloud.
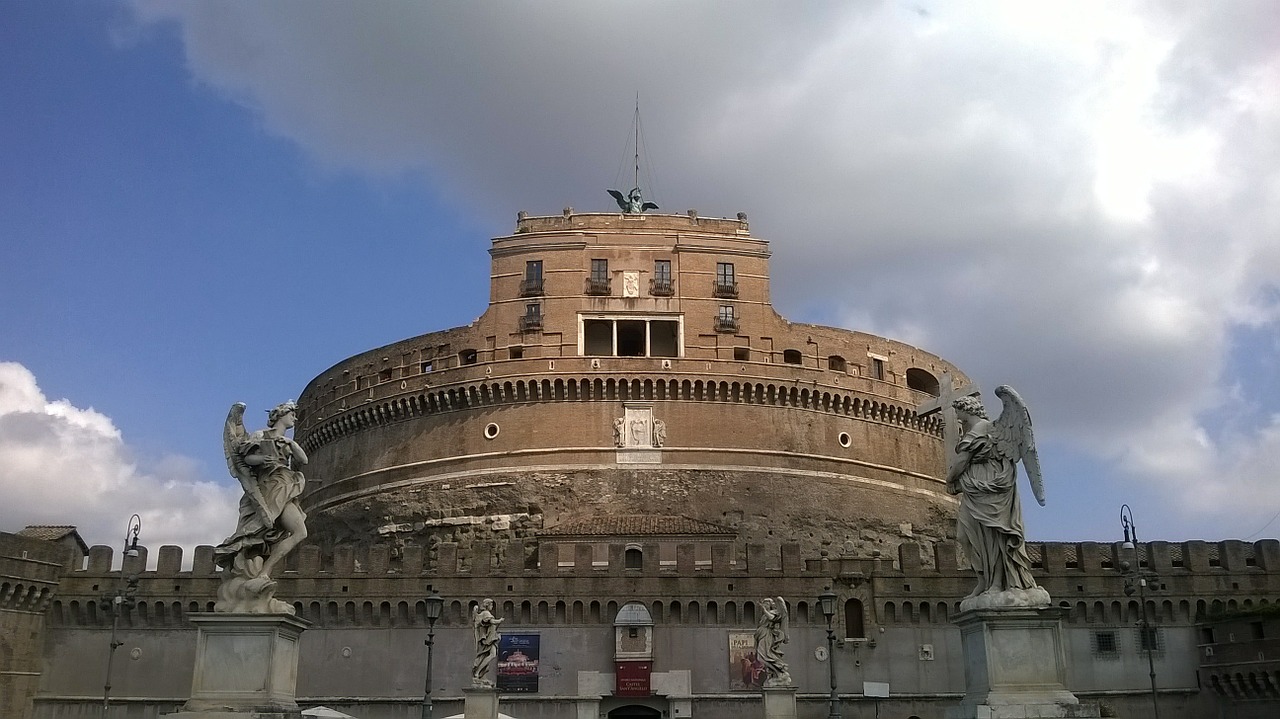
[127,3,1280,534]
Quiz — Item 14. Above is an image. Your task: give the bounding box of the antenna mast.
[634,94,640,191]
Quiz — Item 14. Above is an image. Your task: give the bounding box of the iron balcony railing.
[519,278,545,296]
[712,281,738,299]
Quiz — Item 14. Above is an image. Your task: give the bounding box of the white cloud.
[0,362,237,563]
[123,3,1280,537]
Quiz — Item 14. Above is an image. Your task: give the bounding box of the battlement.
[43,537,1280,634]
[67,537,1280,579]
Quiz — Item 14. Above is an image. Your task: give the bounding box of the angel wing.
[775,596,789,639]
[641,201,659,212]
[991,385,1045,506]
[472,604,483,642]
[607,189,629,211]
[223,402,251,487]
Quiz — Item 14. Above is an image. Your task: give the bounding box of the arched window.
[828,355,847,372]
[624,546,643,570]
[844,599,865,639]
[905,368,940,396]
[783,349,803,365]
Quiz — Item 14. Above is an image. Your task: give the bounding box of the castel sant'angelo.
[5,203,1280,719]
[294,207,961,564]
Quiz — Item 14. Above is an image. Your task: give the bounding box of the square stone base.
[761,686,797,719]
[946,607,1099,719]
[464,686,500,719]
[173,613,310,717]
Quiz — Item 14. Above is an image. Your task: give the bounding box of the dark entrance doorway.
[607,705,662,719]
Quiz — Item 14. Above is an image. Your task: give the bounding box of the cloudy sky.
[2,2,1278,559]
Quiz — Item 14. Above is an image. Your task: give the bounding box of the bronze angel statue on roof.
[212,401,309,613]
[947,386,1051,610]
[608,187,658,214]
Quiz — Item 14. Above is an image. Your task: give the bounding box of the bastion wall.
[30,538,1279,718]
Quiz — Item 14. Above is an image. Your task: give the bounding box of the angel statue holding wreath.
[947,386,1052,611]
[212,401,309,614]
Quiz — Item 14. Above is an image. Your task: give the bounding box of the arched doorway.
[607,705,662,719]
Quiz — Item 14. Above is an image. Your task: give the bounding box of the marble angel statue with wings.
[947,386,1051,610]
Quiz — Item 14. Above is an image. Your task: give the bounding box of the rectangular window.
[651,259,674,296]
[521,260,544,296]
[519,303,543,332]
[508,346,523,359]
[871,357,885,380]
[734,347,750,361]
[1137,626,1162,652]
[715,305,738,333]
[1093,630,1119,657]
[420,360,434,373]
[587,259,610,295]
[714,262,738,298]
[655,259,671,282]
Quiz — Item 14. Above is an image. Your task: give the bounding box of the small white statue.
[471,598,504,687]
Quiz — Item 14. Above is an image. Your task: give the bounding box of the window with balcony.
[521,260,544,296]
[715,305,738,333]
[714,262,738,298]
[581,315,681,357]
[586,259,610,295]
[519,303,542,332]
[651,259,674,296]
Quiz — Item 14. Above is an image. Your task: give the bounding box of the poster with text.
[728,631,764,690]
[497,634,540,693]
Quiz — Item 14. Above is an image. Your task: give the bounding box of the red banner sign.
[615,660,652,697]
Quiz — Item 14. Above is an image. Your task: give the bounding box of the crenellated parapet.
[43,538,1280,634]
[865,539,1280,628]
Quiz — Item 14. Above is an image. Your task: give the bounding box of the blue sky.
[2,2,1278,555]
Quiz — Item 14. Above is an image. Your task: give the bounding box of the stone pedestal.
[464,686,500,719]
[761,686,797,719]
[946,607,1099,719]
[165,613,309,719]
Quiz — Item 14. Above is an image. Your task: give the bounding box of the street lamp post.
[818,588,841,719]
[1120,504,1161,719]
[102,514,141,718]
[421,590,444,719]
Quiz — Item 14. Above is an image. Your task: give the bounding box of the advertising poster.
[497,634,540,693]
[728,631,764,690]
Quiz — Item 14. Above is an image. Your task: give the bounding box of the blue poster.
[497,634,540,693]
